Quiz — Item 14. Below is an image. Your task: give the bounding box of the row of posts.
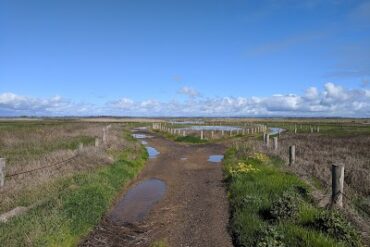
[0,124,112,189]
[262,133,344,208]
[152,123,267,140]
[293,124,320,134]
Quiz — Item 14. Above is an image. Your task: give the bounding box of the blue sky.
[1,0,370,116]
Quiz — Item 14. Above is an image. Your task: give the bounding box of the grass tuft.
[223,147,362,247]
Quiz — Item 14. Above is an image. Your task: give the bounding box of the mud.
[80,131,233,247]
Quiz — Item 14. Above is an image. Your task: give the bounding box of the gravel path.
[80,131,233,247]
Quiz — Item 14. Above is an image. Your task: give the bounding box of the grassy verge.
[0,132,148,246]
[223,148,362,247]
[153,130,209,144]
[174,135,208,144]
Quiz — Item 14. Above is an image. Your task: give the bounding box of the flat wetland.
[0,117,369,246]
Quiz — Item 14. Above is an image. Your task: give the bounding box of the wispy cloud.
[1,83,369,117]
[246,30,331,57]
[178,86,200,98]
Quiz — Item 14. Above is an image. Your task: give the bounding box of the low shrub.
[269,193,299,221]
[310,210,362,247]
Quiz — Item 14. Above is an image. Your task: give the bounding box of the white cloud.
[1,83,370,117]
[178,86,199,98]
[0,92,86,115]
[304,87,319,100]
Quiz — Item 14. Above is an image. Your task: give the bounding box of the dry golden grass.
[0,121,140,212]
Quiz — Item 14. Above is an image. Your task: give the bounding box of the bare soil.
[80,131,233,247]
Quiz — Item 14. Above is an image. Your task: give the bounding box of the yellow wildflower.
[253,152,269,163]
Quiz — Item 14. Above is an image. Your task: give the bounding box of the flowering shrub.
[252,152,270,163]
[228,162,260,175]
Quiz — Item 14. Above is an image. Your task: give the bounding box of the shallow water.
[208,155,224,163]
[169,121,205,124]
[181,125,242,131]
[132,133,148,139]
[109,179,166,223]
[269,127,284,135]
[146,146,160,158]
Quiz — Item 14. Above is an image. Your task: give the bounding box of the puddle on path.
[132,133,148,139]
[109,179,166,224]
[208,155,224,163]
[146,147,160,158]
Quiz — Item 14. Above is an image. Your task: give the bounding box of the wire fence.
[5,154,79,178]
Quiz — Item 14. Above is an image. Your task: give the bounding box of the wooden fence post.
[273,137,278,150]
[331,164,344,208]
[0,158,5,188]
[103,128,107,144]
[222,130,224,136]
[78,143,84,151]
[317,126,320,133]
[289,145,295,165]
[95,138,99,147]
[201,130,204,140]
[211,131,214,139]
[183,130,186,136]
[266,134,270,147]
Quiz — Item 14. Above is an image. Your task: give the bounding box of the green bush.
[269,193,299,221]
[311,210,362,247]
[257,226,286,247]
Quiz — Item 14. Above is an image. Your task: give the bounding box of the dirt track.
[80,131,233,247]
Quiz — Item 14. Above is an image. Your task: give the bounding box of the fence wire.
[5,154,79,178]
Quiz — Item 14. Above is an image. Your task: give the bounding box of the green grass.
[223,148,362,247]
[174,135,208,144]
[0,132,148,246]
[262,121,370,136]
[153,129,210,144]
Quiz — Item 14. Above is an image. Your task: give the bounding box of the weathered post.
[242,129,245,135]
[263,133,266,142]
[102,128,107,144]
[183,130,186,136]
[211,131,214,139]
[310,126,313,133]
[230,130,233,136]
[0,158,5,188]
[201,130,204,140]
[331,164,345,208]
[273,137,278,151]
[317,126,320,133]
[289,145,296,165]
[95,138,99,147]
[266,134,270,147]
[78,143,84,151]
[294,126,297,134]
[222,129,224,136]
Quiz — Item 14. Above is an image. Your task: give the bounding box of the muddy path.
[80,131,233,247]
